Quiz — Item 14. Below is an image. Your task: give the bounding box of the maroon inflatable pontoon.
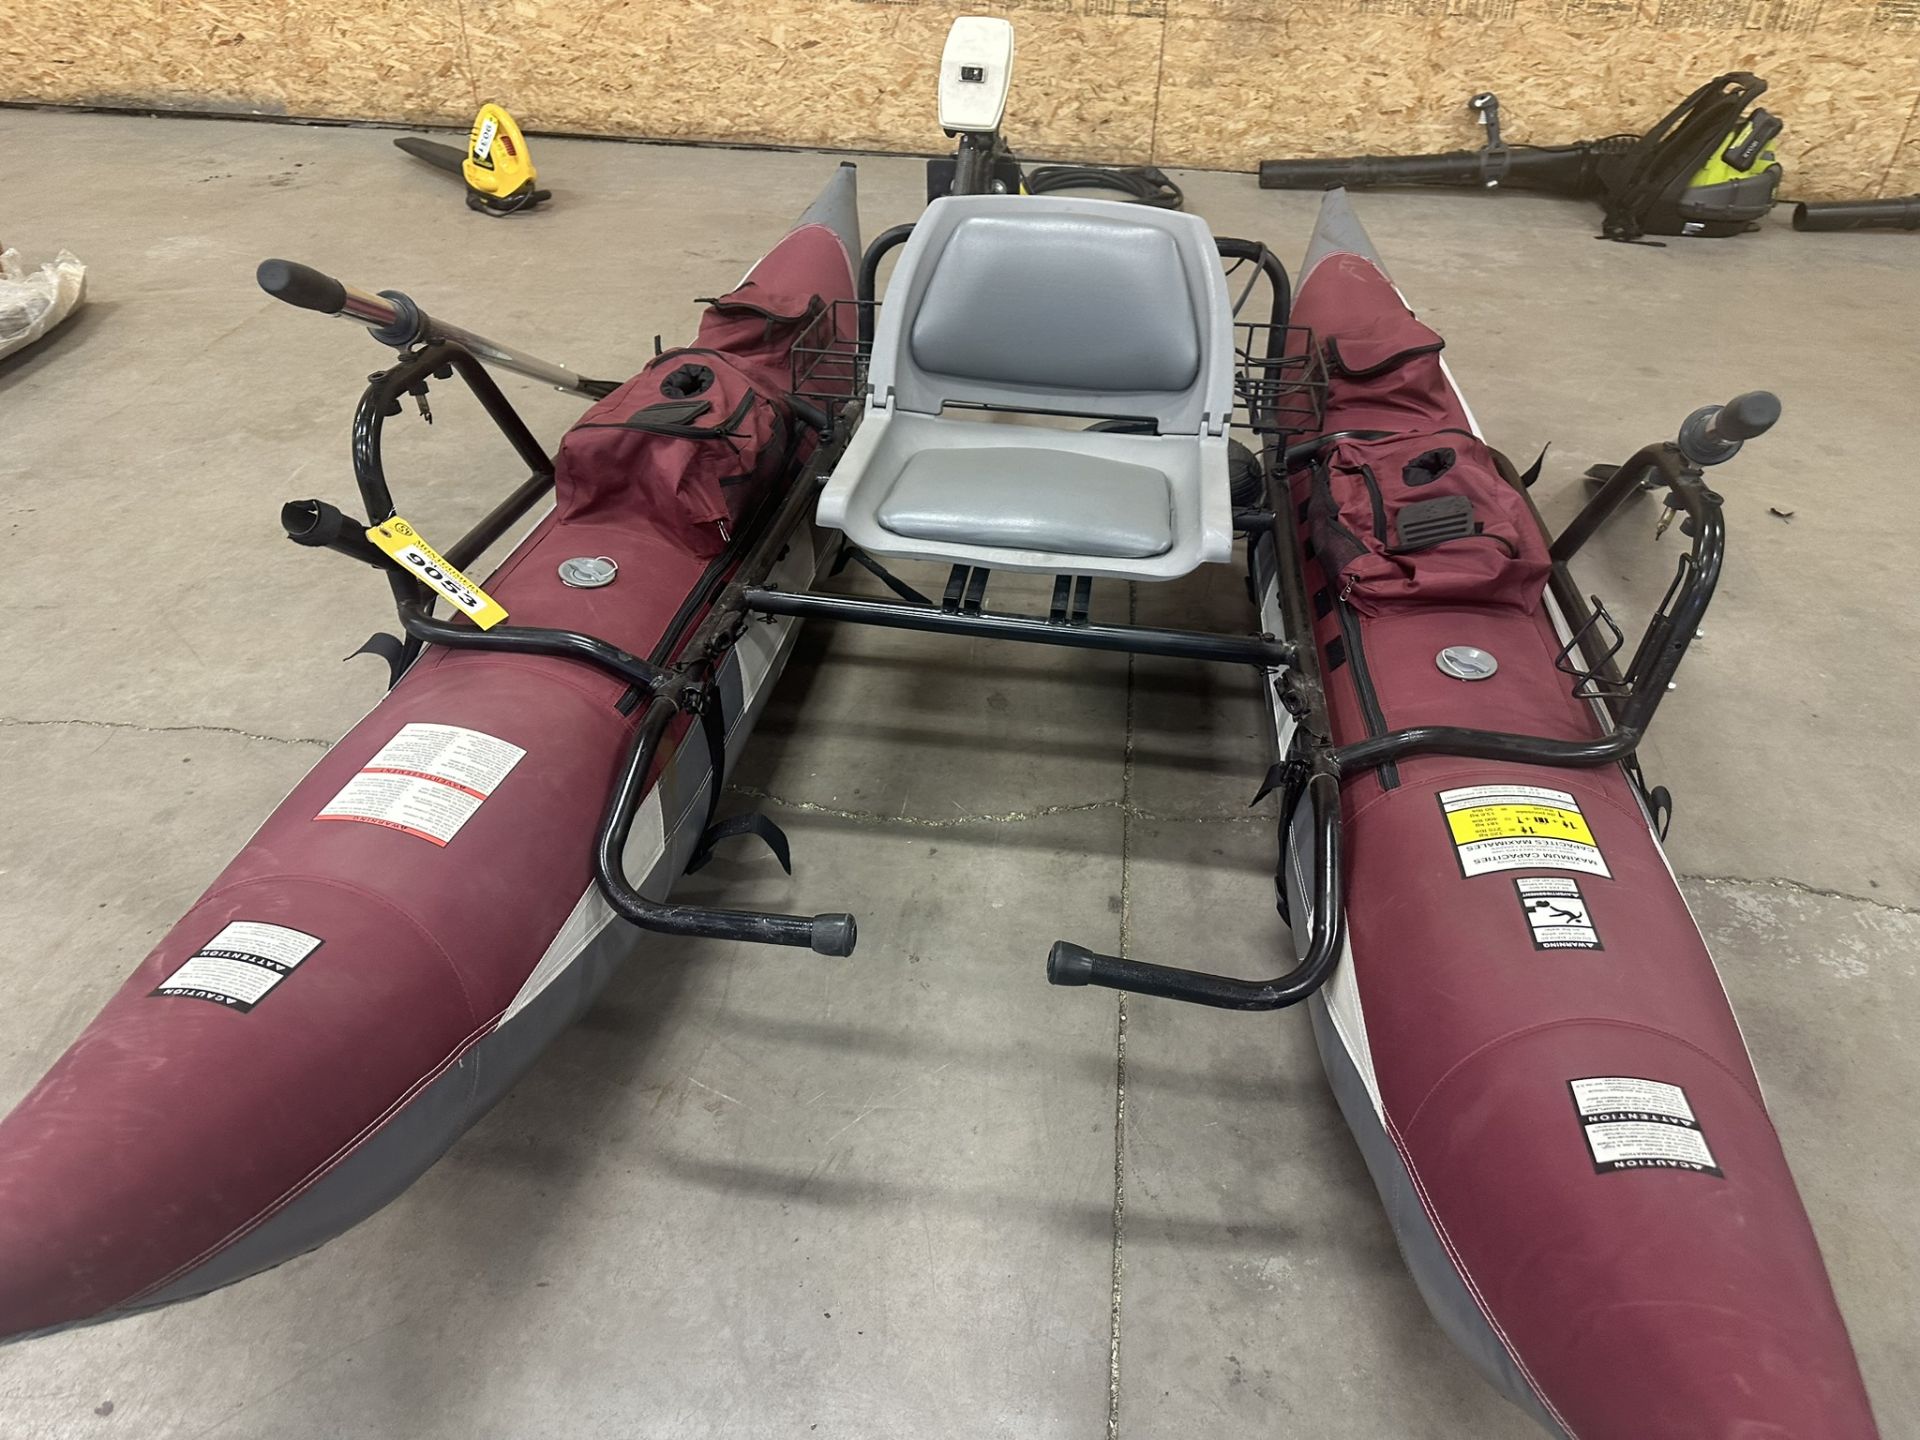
[1277,190,1879,1438]
[0,165,861,1341]
[0,141,1877,1436]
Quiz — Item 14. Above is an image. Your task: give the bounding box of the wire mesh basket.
[790,298,878,411]
[1234,323,1327,439]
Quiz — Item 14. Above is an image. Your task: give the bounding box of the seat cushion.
[908,212,1201,394]
[875,446,1173,559]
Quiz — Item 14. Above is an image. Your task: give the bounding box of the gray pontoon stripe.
[795,162,863,272]
[111,530,819,1327]
[1289,796,1563,1435]
[1306,997,1571,1439]
[1299,188,1386,289]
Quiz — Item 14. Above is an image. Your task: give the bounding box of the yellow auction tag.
[366,516,508,630]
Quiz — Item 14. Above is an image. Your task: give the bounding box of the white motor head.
[939,17,1015,135]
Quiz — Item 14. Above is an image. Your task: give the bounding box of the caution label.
[1570,1076,1722,1176]
[152,921,324,1011]
[1516,876,1603,950]
[1438,784,1610,878]
[317,722,525,846]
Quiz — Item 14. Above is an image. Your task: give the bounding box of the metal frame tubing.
[1047,765,1346,1009]
[1214,235,1292,328]
[392,597,666,691]
[1549,442,1678,564]
[341,341,676,691]
[592,433,862,956]
[742,588,1294,667]
[352,341,552,528]
[594,699,858,956]
[1041,257,1343,1009]
[1329,454,1722,775]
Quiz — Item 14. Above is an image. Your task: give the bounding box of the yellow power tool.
[394,104,550,216]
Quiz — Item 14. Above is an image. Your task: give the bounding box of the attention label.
[1516,876,1603,950]
[1570,1077,1722,1176]
[1439,784,1610,878]
[316,722,525,846]
[152,921,324,1011]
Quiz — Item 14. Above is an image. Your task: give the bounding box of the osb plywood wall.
[6,0,1920,199]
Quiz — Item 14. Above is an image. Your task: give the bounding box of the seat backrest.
[867,196,1233,435]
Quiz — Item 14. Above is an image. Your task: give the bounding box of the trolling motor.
[924,18,1024,201]
[1260,74,1782,242]
[394,104,551,216]
[923,17,1183,208]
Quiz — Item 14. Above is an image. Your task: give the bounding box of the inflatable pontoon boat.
[0,24,1878,1437]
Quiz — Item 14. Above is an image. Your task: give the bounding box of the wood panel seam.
[452,0,481,111]
[1875,85,1920,199]
[1147,10,1171,166]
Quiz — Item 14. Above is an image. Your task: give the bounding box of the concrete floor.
[0,109,1915,1438]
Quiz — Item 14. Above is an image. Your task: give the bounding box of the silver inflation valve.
[558,555,619,589]
[1436,645,1499,681]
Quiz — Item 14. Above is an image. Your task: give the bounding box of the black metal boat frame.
[284,229,1736,1010]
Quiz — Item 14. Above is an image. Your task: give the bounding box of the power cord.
[1023,164,1184,210]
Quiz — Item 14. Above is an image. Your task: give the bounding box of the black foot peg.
[1047,941,1097,986]
[810,913,858,957]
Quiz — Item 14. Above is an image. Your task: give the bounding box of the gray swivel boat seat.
[816,195,1236,582]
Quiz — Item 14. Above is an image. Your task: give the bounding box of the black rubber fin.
[347,632,414,689]
[1518,442,1551,489]
[687,812,794,876]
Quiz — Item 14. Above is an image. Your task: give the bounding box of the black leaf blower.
[1259,74,1782,242]
[1792,195,1920,231]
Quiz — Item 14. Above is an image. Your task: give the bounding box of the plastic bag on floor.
[0,249,88,361]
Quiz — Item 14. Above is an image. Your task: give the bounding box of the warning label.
[152,920,324,1011]
[1570,1076,1722,1176]
[1438,784,1610,878]
[316,722,525,846]
[1516,876,1603,950]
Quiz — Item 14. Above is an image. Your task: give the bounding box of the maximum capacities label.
[1439,784,1611,879]
[1516,877,1603,950]
[152,920,324,1011]
[1570,1076,1722,1176]
[316,722,525,847]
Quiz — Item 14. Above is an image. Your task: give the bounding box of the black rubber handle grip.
[280,496,353,547]
[257,258,346,315]
[1048,941,1097,986]
[810,913,858,957]
[279,498,387,569]
[1677,390,1781,466]
[1708,390,1781,443]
